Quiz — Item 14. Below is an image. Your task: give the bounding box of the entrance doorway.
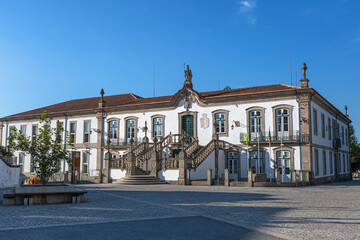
[227,151,239,181]
[182,115,194,137]
[276,150,291,183]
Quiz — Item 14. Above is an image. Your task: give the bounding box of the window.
[153,117,163,137]
[9,126,15,144]
[314,148,319,176]
[329,151,333,174]
[345,128,348,146]
[275,108,289,140]
[215,113,226,134]
[276,150,291,175]
[70,122,76,143]
[84,121,90,143]
[249,110,262,140]
[313,109,318,135]
[19,153,24,173]
[30,155,35,173]
[328,118,331,140]
[321,114,325,138]
[20,125,26,136]
[347,155,350,172]
[341,126,344,145]
[108,120,118,144]
[56,122,63,144]
[343,153,345,172]
[249,151,264,174]
[126,119,136,144]
[323,150,327,175]
[32,125,38,142]
[82,152,89,174]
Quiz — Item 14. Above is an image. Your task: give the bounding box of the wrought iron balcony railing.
[240,130,300,143]
[103,137,142,147]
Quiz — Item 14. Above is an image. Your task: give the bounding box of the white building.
[0,64,351,185]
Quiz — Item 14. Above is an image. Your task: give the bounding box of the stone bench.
[3,185,87,206]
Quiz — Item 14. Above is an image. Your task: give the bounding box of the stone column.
[178,150,187,185]
[96,113,103,175]
[150,151,159,177]
[207,169,212,186]
[299,93,313,172]
[247,169,252,183]
[275,168,280,184]
[224,169,229,187]
[0,122,3,146]
[292,171,297,183]
[185,169,191,185]
[299,170,303,182]
[103,152,110,183]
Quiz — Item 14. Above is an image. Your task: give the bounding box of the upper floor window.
[126,119,136,144]
[249,110,262,139]
[328,117,331,140]
[321,114,325,138]
[153,117,163,137]
[345,128,348,146]
[313,108,318,136]
[275,108,289,140]
[108,120,118,144]
[20,125,26,136]
[84,121,90,143]
[9,126,15,144]
[70,122,76,143]
[56,122,63,144]
[215,113,226,134]
[341,126,344,145]
[32,125,38,143]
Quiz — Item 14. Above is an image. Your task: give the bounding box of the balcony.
[240,131,300,144]
[103,137,142,147]
[333,138,341,149]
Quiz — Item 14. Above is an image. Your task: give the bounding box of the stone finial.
[344,105,349,117]
[184,64,193,89]
[300,63,309,88]
[143,121,148,138]
[98,88,105,108]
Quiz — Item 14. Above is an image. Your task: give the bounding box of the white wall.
[0,157,20,188]
[158,170,179,181]
[110,169,127,180]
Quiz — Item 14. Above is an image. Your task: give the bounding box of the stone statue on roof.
[185,65,192,81]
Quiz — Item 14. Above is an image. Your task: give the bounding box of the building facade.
[0,64,352,185]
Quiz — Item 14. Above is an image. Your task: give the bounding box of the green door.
[182,115,194,137]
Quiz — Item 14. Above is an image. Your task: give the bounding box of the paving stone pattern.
[1,181,359,240]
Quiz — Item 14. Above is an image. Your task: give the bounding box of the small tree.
[350,124,360,172]
[8,111,72,186]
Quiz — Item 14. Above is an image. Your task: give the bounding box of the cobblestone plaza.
[1,181,359,239]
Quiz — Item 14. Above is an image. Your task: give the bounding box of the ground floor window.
[82,152,89,174]
[19,153,24,173]
[249,151,263,174]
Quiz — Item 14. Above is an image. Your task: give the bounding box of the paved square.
[1,181,359,239]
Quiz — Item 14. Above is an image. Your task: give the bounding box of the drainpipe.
[63,114,68,172]
[296,95,303,171]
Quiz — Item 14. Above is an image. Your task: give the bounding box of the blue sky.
[0,0,359,137]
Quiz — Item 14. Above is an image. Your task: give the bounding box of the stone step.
[113,174,167,185]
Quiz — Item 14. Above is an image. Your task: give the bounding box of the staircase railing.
[188,139,225,169]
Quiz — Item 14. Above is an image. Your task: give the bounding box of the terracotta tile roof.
[0,84,300,120]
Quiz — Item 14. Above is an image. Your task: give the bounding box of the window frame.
[82,151,89,174]
[19,152,25,173]
[32,124,38,143]
[20,125,26,136]
[83,120,91,143]
[321,113,325,138]
[107,118,120,145]
[322,150,327,175]
[328,117,331,140]
[69,121,77,144]
[151,115,165,138]
[313,108,318,136]
[124,116,138,145]
[314,148,319,176]
[329,151,333,174]
[246,107,265,141]
[212,110,229,137]
[248,148,265,174]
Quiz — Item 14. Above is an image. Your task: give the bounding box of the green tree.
[350,124,360,172]
[8,111,71,185]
